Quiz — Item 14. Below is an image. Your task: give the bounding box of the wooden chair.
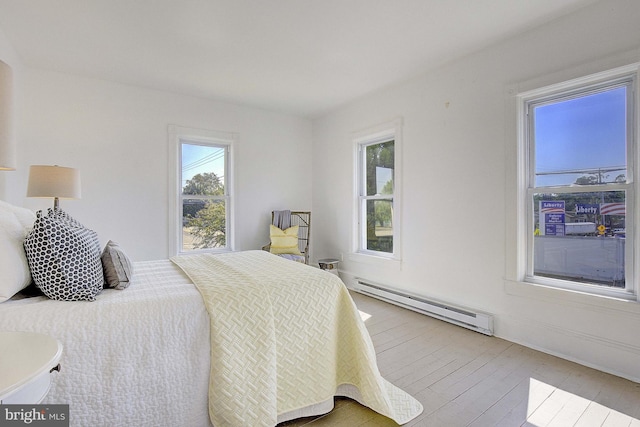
[262,211,310,264]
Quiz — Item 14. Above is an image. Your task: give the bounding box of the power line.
[183,151,224,171]
[183,151,225,173]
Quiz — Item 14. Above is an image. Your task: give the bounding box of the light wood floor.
[279,291,640,427]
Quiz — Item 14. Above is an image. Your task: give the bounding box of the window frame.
[168,125,236,256]
[352,119,403,261]
[516,64,639,301]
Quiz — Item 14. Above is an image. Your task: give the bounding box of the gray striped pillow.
[101,240,133,290]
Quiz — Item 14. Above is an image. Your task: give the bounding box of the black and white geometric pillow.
[24,208,104,301]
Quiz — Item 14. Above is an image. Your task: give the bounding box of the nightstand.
[0,331,63,404]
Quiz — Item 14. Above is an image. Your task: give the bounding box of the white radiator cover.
[354,279,494,336]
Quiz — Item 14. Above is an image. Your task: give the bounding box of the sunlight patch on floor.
[526,378,639,426]
[358,310,371,322]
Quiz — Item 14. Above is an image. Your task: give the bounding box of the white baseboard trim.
[496,314,640,383]
[340,271,640,383]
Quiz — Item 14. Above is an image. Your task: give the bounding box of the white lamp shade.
[27,165,81,199]
[0,60,15,170]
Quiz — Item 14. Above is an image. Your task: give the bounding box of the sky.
[181,143,225,188]
[376,166,393,194]
[534,86,627,187]
[179,88,625,191]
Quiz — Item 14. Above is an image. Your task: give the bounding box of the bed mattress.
[0,260,212,427]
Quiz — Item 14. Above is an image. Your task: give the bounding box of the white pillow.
[0,200,36,302]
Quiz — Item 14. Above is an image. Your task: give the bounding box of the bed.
[0,202,422,426]
[1,258,212,425]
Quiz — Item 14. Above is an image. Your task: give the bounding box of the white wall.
[6,69,312,261]
[312,0,640,382]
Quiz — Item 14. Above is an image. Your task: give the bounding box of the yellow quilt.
[171,250,422,426]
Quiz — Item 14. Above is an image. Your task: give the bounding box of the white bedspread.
[0,260,212,427]
[171,250,423,426]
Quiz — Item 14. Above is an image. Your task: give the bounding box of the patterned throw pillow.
[101,240,133,290]
[24,208,104,301]
[269,224,302,255]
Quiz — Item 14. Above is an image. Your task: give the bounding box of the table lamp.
[27,165,81,210]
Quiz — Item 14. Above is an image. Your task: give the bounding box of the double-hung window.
[354,120,402,259]
[169,126,235,255]
[518,64,638,299]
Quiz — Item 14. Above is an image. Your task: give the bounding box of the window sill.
[177,247,233,256]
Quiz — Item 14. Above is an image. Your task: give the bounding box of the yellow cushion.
[269,224,302,255]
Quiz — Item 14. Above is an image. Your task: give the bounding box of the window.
[518,65,638,299]
[354,120,402,259]
[169,126,235,255]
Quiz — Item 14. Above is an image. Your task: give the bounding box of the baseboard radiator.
[355,279,494,336]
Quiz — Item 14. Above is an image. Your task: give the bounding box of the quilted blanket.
[171,250,423,426]
[0,260,212,427]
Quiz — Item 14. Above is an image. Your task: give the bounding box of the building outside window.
[354,119,402,259]
[169,126,235,255]
[518,64,638,299]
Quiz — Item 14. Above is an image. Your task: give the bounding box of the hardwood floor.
[279,291,640,427]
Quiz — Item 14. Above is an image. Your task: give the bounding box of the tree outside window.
[183,172,226,249]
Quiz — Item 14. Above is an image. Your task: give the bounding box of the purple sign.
[540,201,565,236]
[540,201,565,213]
[576,204,599,215]
[546,213,565,224]
[545,224,565,236]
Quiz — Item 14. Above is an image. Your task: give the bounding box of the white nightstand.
[0,331,63,404]
[318,258,340,276]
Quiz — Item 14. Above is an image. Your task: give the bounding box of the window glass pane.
[365,141,394,196]
[181,142,227,252]
[365,199,393,253]
[533,87,627,187]
[532,191,625,287]
[182,199,226,251]
[182,144,225,195]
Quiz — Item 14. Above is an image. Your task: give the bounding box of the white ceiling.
[0,0,596,118]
